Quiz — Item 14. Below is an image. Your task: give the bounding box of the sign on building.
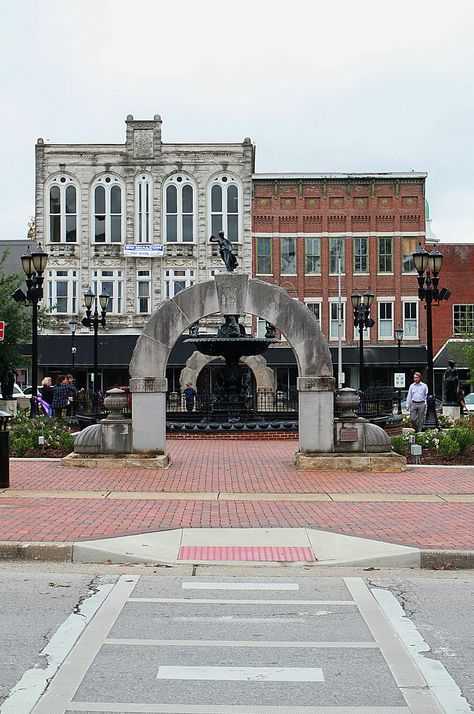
[394,372,405,388]
[123,244,164,258]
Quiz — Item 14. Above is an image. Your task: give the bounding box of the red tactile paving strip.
[2,440,473,551]
[178,546,315,561]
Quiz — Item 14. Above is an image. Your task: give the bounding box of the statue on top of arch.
[210,231,239,272]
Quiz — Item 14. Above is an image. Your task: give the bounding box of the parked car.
[464,393,474,412]
[22,385,41,396]
[0,384,28,399]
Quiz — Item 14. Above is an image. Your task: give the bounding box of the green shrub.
[9,412,74,456]
[446,427,474,454]
[415,430,440,449]
[438,434,461,458]
[391,434,410,456]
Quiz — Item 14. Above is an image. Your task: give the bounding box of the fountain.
[184,314,279,424]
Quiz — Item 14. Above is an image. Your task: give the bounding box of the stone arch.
[130,273,335,455]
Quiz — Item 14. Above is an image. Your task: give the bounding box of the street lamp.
[351,288,375,391]
[395,324,404,414]
[68,318,78,378]
[20,243,49,417]
[81,288,110,417]
[412,244,451,429]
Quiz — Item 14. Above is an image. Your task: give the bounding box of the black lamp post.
[412,244,451,430]
[351,288,375,391]
[395,324,404,414]
[81,288,110,417]
[20,243,49,417]
[68,318,78,378]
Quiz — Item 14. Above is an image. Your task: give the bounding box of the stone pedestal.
[295,452,407,472]
[442,405,460,424]
[0,400,17,417]
[298,376,335,453]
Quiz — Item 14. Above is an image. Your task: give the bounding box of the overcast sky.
[1,0,473,243]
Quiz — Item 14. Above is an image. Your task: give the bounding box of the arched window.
[209,174,240,242]
[47,175,78,243]
[92,175,124,243]
[163,174,195,243]
[135,173,153,243]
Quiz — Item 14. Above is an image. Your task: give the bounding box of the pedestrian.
[39,377,54,416]
[457,386,467,414]
[406,371,428,432]
[52,375,74,419]
[64,374,78,416]
[183,382,197,413]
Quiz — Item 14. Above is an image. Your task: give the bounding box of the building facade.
[28,114,466,399]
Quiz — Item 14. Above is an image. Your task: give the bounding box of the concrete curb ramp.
[1,530,473,568]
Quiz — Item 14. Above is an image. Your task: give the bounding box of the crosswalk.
[30,575,448,713]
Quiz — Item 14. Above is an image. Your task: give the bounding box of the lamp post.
[395,324,404,414]
[351,288,375,392]
[20,243,49,417]
[81,288,110,417]
[68,318,78,379]
[412,244,451,430]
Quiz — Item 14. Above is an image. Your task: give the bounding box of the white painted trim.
[156,665,325,682]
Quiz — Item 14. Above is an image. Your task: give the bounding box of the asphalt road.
[0,563,473,714]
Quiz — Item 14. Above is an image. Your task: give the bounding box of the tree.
[0,250,33,371]
[444,339,474,388]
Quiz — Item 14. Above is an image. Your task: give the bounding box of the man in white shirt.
[406,371,428,432]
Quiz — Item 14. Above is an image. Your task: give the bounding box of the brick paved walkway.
[1,440,473,549]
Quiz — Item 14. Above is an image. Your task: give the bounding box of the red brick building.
[252,172,433,395]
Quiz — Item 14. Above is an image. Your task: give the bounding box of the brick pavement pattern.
[1,440,473,549]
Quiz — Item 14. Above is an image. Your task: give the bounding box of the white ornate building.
[34,114,254,389]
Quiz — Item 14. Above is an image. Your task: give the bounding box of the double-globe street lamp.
[351,288,375,392]
[19,244,49,417]
[395,324,404,414]
[81,288,110,417]
[412,244,451,430]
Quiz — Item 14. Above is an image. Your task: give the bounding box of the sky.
[1,0,474,242]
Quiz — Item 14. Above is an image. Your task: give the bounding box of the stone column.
[297,376,335,453]
[130,377,167,454]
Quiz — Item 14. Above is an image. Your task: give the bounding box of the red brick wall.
[252,177,426,347]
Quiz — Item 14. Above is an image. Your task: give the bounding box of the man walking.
[406,371,428,432]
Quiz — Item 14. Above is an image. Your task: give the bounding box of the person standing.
[406,371,428,432]
[183,383,197,413]
[52,375,73,419]
[39,377,54,416]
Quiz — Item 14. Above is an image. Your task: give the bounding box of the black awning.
[29,335,428,370]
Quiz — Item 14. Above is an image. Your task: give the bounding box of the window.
[378,301,394,338]
[281,237,296,274]
[93,175,123,243]
[329,237,345,274]
[46,269,78,314]
[164,175,195,243]
[402,237,417,273]
[453,304,474,334]
[164,269,195,299]
[257,317,267,338]
[92,269,123,314]
[304,299,322,327]
[47,176,78,243]
[378,237,393,272]
[403,300,418,338]
[256,236,272,274]
[305,238,321,274]
[353,237,368,273]
[329,300,345,340]
[210,175,240,242]
[135,174,152,243]
[137,270,151,314]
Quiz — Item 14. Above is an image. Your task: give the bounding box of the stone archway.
[129,273,335,455]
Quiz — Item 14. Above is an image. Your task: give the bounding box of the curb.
[1,540,474,568]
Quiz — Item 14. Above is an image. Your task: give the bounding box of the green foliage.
[438,434,461,458]
[390,435,410,455]
[9,411,74,457]
[436,413,452,429]
[448,427,474,454]
[0,251,33,370]
[415,430,440,449]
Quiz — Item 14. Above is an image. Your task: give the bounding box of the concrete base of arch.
[295,452,407,471]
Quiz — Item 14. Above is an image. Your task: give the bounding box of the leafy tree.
[444,338,474,387]
[0,250,32,371]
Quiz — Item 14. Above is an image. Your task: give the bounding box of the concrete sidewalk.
[1,440,473,567]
